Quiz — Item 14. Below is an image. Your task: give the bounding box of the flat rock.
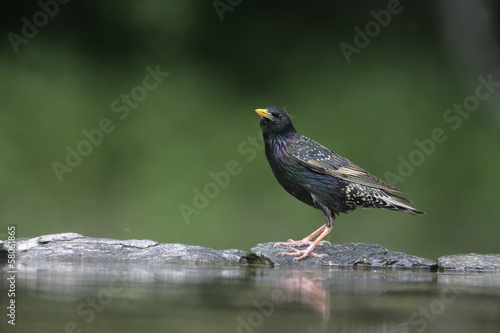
[7,233,499,271]
[0,233,245,264]
[241,242,438,269]
[438,254,500,272]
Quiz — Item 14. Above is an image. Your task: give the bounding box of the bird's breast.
[266,147,316,204]
[265,143,349,213]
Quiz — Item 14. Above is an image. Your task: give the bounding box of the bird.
[255,106,425,261]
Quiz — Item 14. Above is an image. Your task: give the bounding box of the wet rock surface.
[0,233,245,264]
[1,233,499,271]
[242,242,438,268]
[438,253,500,272]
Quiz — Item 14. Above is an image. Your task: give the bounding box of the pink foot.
[278,245,329,261]
[274,238,330,248]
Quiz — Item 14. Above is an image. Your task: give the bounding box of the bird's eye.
[273,113,282,120]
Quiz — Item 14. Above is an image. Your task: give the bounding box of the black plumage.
[255,106,424,260]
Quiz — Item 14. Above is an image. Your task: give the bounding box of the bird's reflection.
[275,270,330,327]
[256,268,438,332]
[8,260,492,333]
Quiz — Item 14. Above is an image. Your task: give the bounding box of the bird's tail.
[347,184,425,216]
[383,192,425,216]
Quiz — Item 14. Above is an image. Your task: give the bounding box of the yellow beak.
[255,108,272,119]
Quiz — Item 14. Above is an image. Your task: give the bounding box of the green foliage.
[2,2,500,259]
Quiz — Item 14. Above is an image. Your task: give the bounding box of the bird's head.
[255,107,296,136]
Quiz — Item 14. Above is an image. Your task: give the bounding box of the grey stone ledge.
[1,233,499,271]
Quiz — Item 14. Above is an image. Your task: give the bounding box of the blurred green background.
[2,0,500,259]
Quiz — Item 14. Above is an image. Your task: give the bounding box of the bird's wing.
[292,136,406,193]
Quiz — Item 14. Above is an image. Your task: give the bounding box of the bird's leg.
[279,210,335,261]
[274,224,327,248]
[281,226,332,260]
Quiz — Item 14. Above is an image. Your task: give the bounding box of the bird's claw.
[274,237,331,260]
[274,240,295,248]
[278,248,329,261]
[274,238,314,248]
[277,247,300,256]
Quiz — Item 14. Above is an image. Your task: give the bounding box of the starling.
[255,106,424,261]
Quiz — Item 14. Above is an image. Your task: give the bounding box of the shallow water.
[1,260,500,333]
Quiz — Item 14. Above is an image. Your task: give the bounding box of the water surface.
[2,261,499,332]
